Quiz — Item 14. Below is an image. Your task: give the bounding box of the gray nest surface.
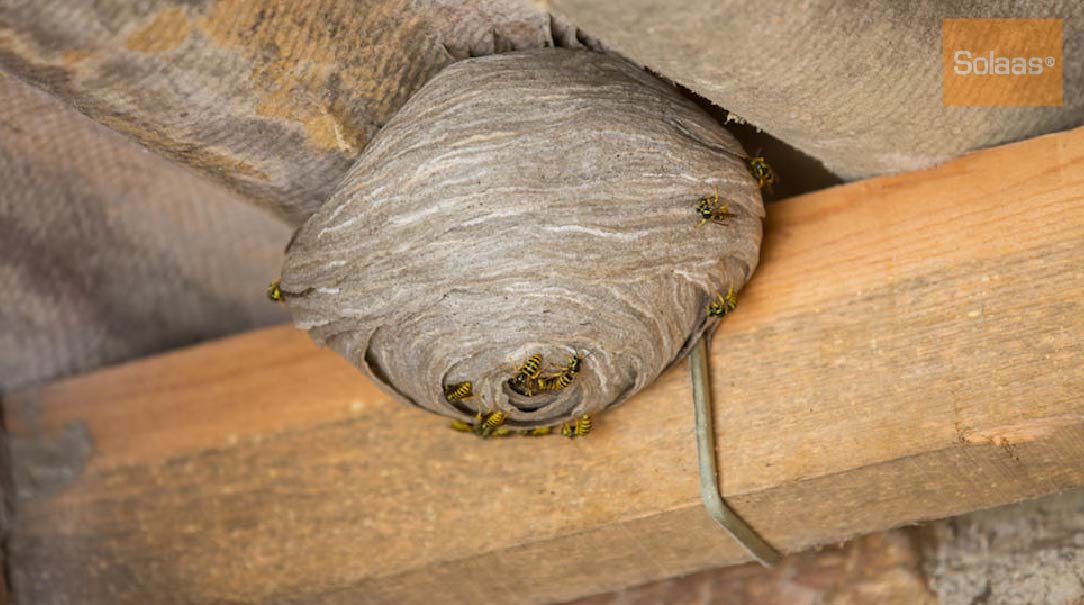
[281,48,763,429]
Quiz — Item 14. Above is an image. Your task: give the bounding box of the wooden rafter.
[3,127,1083,604]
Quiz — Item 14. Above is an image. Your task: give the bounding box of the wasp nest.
[280,49,763,430]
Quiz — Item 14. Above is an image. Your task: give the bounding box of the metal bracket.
[690,336,782,566]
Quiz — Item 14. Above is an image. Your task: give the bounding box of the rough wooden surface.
[0,0,586,224]
[567,529,933,605]
[0,73,290,391]
[547,0,1084,179]
[4,126,1084,604]
[924,488,1084,605]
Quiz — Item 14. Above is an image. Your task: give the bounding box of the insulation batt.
[281,49,763,429]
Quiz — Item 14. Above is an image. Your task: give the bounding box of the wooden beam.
[0,1,573,224]
[4,127,1084,604]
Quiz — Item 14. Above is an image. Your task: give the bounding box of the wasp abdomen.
[444,381,474,401]
[562,414,592,438]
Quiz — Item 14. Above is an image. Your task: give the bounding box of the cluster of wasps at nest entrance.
[444,352,591,440]
[509,353,583,397]
[264,280,592,441]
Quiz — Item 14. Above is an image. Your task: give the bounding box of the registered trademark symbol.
[1045,56,1056,67]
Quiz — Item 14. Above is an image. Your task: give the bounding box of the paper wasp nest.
[280,49,763,429]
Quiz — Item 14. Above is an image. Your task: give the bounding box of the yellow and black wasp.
[480,409,509,437]
[695,187,733,227]
[712,144,777,193]
[561,414,592,438]
[708,287,737,317]
[444,381,474,402]
[509,353,544,396]
[450,409,510,438]
[747,155,776,192]
[266,278,284,303]
[535,355,584,392]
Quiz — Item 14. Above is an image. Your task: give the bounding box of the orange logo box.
[943,18,1062,107]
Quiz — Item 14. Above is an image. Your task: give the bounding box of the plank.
[548,0,1083,180]
[4,126,1084,604]
[0,0,576,224]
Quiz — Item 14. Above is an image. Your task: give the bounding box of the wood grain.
[4,126,1084,604]
[0,0,583,224]
[548,0,1084,180]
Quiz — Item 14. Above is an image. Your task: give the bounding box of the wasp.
[450,419,476,433]
[510,353,544,396]
[708,287,737,317]
[444,381,474,402]
[518,426,553,437]
[267,278,284,302]
[535,375,565,392]
[709,143,776,192]
[480,409,509,437]
[695,187,733,227]
[450,410,511,439]
[562,415,592,438]
[536,355,584,392]
[748,155,776,192]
